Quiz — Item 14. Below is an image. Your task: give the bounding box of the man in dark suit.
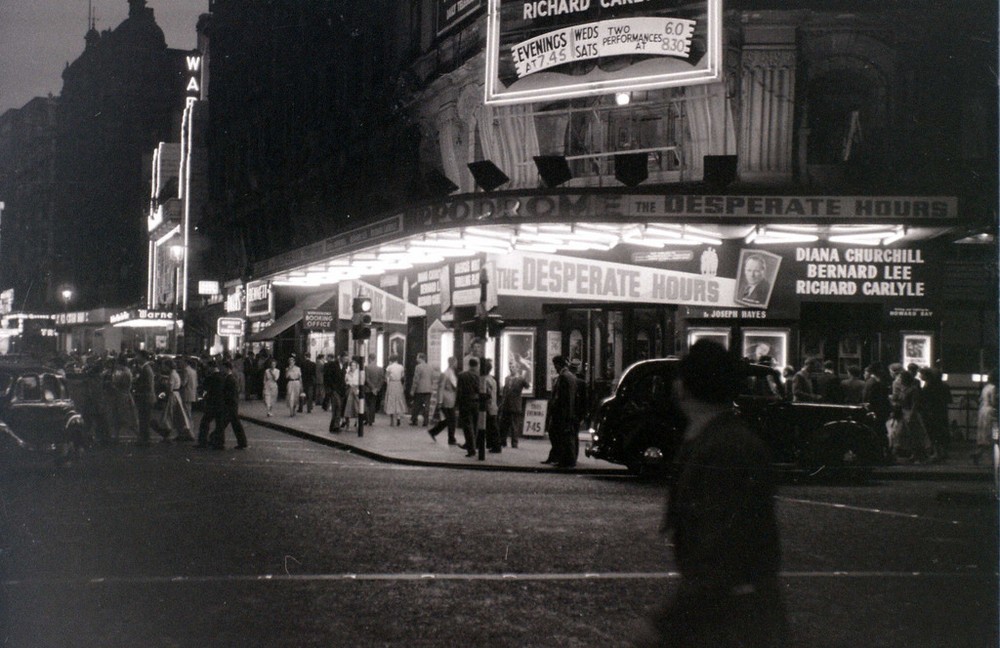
[546,355,577,468]
[737,253,771,306]
[815,359,844,403]
[195,360,223,448]
[636,340,785,646]
[456,358,481,457]
[133,350,157,446]
[211,360,248,450]
[326,350,348,432]
[298,353,316,413]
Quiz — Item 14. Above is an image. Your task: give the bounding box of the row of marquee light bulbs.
[272,222,907,287]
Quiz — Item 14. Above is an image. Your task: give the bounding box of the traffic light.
[486,313,505,337]
[351,296,372,340]
[462,310,505,339]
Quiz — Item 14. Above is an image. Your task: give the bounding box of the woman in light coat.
[263,358,280,417]
[164,359,193,441]
[383,355,407,426]
[973,370,998,465]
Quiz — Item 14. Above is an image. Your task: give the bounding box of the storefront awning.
[249,289,337,342]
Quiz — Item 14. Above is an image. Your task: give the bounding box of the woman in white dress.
[383,355,407,427]
[285,356,302,417]
[263,358,280,417]
[973,370,997,465]
[343,359,362,428]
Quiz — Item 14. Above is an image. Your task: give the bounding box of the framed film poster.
[901,332,933,369]
[687,327,730,351]
[741,328,790,371]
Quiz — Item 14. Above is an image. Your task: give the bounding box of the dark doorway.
[798,302,882,374]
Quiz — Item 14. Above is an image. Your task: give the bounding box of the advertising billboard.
[485,0,722,104]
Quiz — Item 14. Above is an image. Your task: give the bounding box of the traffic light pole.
[357,338,364,438]
[477,271,488,461]
[351,294,373,438]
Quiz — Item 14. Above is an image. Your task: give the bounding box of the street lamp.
[169,244,184,353]
[59,288,73,354]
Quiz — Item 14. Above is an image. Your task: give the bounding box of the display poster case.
[687,327,730,351]
[902,332,933,368]
[500,328,535,396]
[741,328,790,371]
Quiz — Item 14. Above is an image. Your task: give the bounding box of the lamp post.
[169,244,184,354]
[60,288,73,353]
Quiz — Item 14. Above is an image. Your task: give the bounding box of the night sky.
[0,0,207,114]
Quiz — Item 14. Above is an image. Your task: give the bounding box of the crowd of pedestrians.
[56,348,252,450]
[775,354,962,465]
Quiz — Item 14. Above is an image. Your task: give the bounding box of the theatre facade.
[211,0,996,401]
[239,187,989,403]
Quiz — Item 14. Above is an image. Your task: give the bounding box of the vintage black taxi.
[584,358,884,476]
[0,365,89,466]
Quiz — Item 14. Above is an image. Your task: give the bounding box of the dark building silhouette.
[201,0,419,278]
[0,97,58,312]
[53,0,191,309]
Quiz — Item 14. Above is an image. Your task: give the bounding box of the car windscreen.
[12,376,42,402]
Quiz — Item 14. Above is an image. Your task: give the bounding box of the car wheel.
[626,462,644,476]
[54,443,76,468]
[806,423,875,481]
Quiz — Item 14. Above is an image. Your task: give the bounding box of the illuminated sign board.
[217,317,245,337]
[198,280,220,296]
[54,311,90,326]
[224,285,244,314]
[111,309,175,326]
[303,310,335,330]
[185,54,202,98]
[485,0,721,104]
[245,281,273,318]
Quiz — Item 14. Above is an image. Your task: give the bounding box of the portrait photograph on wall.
[500,328,535,396]
[687,327,730,350]
[734,249,782,309]
[902,332,933,368]
[388,332,406,363]
[741,328,789,370]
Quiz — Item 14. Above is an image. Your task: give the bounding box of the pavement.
[238,397,995,481]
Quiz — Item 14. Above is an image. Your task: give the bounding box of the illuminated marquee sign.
[111,309,175,326]
[245,281,273,318]
[485,0,721,104]
[185,54,202,98]
[414,194,959,228]
[55,311,91,326]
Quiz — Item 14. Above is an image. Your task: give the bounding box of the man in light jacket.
[410,353,434,426]
[182,358,199,424]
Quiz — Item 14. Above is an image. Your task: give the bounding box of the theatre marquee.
[485,0,722,104]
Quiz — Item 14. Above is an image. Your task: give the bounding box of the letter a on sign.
[186,78,201,93]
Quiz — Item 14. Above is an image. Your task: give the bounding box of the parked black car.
[585,358,884,476]
[0,365,89,466]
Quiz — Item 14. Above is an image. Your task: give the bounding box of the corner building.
[238,1,997,407]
